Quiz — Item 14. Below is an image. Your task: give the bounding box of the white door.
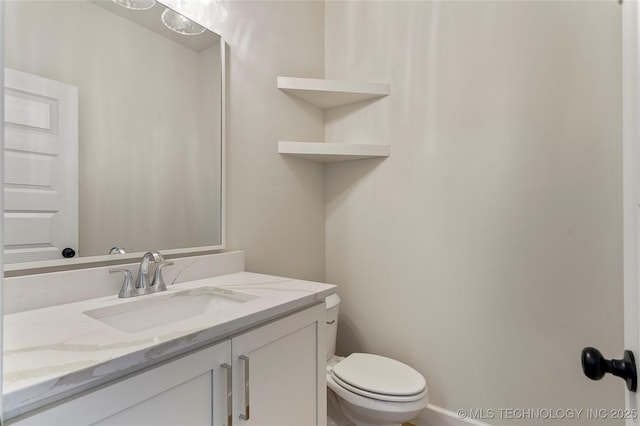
[623,0,640,423]
[580,2,640,420]
[3,67,78,263]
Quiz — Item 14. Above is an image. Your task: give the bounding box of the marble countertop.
[3,272,336,419]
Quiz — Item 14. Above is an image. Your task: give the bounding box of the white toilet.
[325,294,428,426]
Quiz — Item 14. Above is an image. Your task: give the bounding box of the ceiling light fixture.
[161,8,206,35]
[112,0,155,11]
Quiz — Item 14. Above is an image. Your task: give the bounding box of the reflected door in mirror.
[4,68,79,263]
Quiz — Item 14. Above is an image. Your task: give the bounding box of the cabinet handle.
[221,363,232,426]
[239,355,250,421]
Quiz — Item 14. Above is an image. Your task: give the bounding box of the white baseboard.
[418,404,493,426]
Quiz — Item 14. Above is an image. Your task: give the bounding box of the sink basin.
[83,287,257,333]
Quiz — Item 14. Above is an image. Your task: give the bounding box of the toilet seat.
[326,373,428,425]
[330,353,427,403]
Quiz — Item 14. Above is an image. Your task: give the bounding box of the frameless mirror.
[3,0,224,270]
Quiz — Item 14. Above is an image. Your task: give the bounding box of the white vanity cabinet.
[9,303,326,426]
[10,339,232,426]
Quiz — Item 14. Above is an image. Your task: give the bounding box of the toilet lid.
[331,353,426,399]
[330,373,428,403]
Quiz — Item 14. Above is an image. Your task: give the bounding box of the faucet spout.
[135,250,165,293]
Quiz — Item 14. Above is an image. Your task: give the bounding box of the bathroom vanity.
[3,1,335,424]
[3,253,335,426]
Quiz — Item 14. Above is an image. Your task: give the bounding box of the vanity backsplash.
[4,251,245,314]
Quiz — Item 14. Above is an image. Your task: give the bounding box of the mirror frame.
[3,0,226,276]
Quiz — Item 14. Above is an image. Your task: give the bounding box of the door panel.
[94,372,213,426]
[10,340,232,426]
[3,67,78,263]
[232,304,325,426]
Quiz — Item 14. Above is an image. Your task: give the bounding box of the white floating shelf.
[277,77,390,109]
[278,141,390,163]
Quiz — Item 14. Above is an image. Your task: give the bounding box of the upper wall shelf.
[277,77,390,109]
[278,141,390,163]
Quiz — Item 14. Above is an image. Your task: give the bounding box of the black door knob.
[581,347,637,392]
[61,248,76,258]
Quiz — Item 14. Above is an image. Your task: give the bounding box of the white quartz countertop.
[3,272,336,419]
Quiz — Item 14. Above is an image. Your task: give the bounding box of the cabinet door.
[10,340,232,426]
[232,303,326,426]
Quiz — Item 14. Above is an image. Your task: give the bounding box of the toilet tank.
[325,293,340,361]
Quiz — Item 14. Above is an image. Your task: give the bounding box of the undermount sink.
[83,287,257,333]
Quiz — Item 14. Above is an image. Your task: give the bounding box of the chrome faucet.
[135,250,165,293]
[136,251,164,294]
[110,250,173,298]
[108,246,126,255]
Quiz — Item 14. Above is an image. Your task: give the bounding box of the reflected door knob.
[61,248,76,258]
[581,347,637,392]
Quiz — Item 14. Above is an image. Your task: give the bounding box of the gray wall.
[5,0,622,423]
[324,1,623,424]
[217,1,624,423]
[218,1,326,282]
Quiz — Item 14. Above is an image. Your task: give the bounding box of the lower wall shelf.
[278,141,390,163]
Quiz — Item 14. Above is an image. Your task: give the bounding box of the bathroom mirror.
[4,0,224,271]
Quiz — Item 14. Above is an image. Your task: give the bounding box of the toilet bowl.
[325,294,428,426]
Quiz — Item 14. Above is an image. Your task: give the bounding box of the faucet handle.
[150,261,174,293]
[110,268,137,298]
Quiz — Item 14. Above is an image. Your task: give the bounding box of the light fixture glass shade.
[112,0,155,11]
[161,8,206,35]
[210,0,227,24]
